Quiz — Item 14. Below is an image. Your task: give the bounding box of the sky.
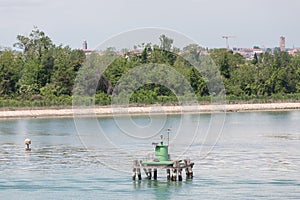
[1,0,300,50]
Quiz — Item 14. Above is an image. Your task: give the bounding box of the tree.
[159,34,173,51]
[4,27,300,107]
[13,27,56,98]
[0,50,23,96]
[149,45,168,64]
[17,57,41,97]
[210,49,231,79]
[252,53,258,65]
[14,27,53,59]
[140,43,152,63]
[38,51,54,87]
[51,46,77,96]
[189,67,209,96]
[183,44,204,62]
[220,52,230,78]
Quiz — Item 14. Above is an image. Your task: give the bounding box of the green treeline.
[1,28,300,107]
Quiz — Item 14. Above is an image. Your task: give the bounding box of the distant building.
[82,40,88,50]
[280,36,285,51]
[288,48,300,56]
[233,47,263,60]
[82,40,93,55]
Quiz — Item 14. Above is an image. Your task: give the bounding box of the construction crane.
[222,35,236,50]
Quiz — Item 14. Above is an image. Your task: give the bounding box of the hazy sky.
[1,0,299,50]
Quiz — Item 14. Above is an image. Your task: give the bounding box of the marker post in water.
[24,138,31,151]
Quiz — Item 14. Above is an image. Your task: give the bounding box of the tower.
[280,36,285,51]
[82,40,87,50]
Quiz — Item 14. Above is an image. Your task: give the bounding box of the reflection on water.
[0,111,300,199]
[133,180,185,200]
[266,133,300,140]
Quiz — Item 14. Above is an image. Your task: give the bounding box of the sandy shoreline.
[1,102,300,119]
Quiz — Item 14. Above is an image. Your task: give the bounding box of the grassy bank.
[1,93,300,110]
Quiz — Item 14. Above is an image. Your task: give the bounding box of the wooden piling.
[185,159,193,179]
[132,160,137,180]
[137,168,142,180]
[153,168,157,180]
[132,168,136,180]
[178,169,182,181]
[171,169,177,181]
[133,158,194,181]
[166,169,171,180]
[143,168,147,177]
[147,168,152,180]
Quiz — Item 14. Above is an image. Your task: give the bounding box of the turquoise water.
[0,111,300,199]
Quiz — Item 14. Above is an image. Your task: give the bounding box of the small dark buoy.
[24,138,31,151]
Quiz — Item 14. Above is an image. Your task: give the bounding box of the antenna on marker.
[167,128,171,146]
